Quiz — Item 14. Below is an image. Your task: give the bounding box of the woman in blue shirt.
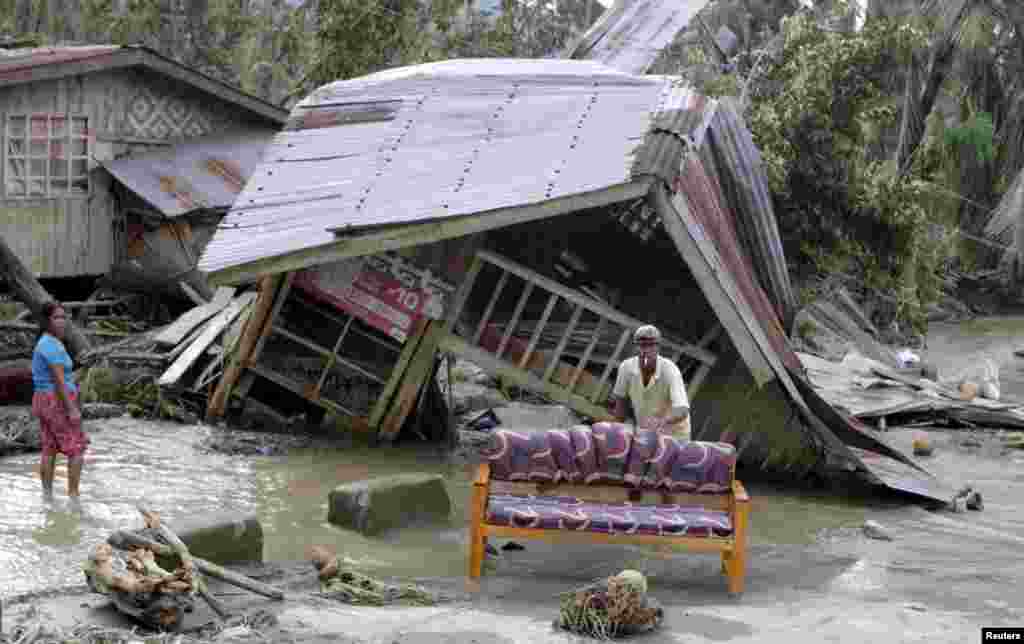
[31,302,88,498]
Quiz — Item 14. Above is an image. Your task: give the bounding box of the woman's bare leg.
[67,456,83,497]
[40,453,56,497]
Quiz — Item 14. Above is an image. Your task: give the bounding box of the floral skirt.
[32,389,89,459]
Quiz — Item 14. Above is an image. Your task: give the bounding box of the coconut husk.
[308,546,436,606]
[555,574,663,639]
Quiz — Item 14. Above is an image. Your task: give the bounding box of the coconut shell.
[959,381,979,401]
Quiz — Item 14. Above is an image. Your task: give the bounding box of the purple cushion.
[624,429,659,486]
[645,433,682,488]
[569,426,599,482]
[662,441,736,493]
[548,430,581,483]
[482,430,534,481]
[590,422,633,483]
[485,494,733,537]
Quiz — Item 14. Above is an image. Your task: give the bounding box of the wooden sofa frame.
[468,462,751,595]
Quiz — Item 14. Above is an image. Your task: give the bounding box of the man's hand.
[67,403,82,424]
[639,416,667,432]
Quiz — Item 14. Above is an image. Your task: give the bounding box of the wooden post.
[206,274,282,420]
[0,234,91,359]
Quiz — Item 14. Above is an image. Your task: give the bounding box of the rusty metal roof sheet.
[0,45,122,81]
[565,0,707,74]
[198,59,707,276]
[102,131,275,217]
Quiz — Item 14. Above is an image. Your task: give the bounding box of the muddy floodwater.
[0,420,875,597]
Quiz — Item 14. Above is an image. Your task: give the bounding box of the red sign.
[295,255,452,344]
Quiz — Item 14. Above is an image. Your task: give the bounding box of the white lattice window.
[5,114,90,198]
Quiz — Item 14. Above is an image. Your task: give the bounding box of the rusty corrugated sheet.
[704,99,797,325]
[198,59,668,276]
[676,156,803,374]
[102,131,274,217]
[0,45,122,82]
[565,0,707,75]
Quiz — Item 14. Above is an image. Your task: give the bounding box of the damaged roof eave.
[206,177,656,287]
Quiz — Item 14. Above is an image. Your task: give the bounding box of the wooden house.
[0,45,286,282]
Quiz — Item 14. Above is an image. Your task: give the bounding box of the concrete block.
[164,515,264,566]
[328,473,451,536]
[494,402,576,433]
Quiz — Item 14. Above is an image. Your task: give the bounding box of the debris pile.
[90,506,286,632]
[77,287,257,423]
[554,570,663,639]
[309,545,437,606]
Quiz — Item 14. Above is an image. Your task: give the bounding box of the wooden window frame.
[4,113,90,199]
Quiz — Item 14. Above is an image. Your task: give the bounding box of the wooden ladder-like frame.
[440,250,720,420]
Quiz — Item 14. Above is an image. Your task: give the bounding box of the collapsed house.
[192,57,953,504]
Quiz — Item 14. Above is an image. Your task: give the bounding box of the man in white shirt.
[611,324,691,439]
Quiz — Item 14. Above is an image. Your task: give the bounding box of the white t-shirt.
[612,355,690,436]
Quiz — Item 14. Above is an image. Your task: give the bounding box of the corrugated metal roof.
[565,0,707,75]
[0,45,122,82]
[102,131,275,217]
[198,59,695,275]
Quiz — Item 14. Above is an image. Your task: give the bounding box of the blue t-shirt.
[32,334,77,393]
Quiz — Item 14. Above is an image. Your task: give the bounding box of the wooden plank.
[158,292,257,387]
[480,524,734,553]
[569,316,606,391]
[592,327,630,403]
[496,281,534,359]
[440,332,614,422]
[246,273,295,369]
[687,324,723,399]
[543,304,584,383]
[367,319,429,430]
[478,250,717,366]
[208,179,654,287]
[154,287,236,348]
[179,281,208,306]
[378,321,443,441]
[165,321,207,362]
[315,316,354,398]
[444,255,483,334]
[519,293,559,369]
[471,270,509,345]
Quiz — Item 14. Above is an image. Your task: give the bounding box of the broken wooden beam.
[208,274,286,420]
[158,292,257,387]
[154,286,236,348]
[0,234,92,359]
[107,530,286,600]
[378,321,442,442]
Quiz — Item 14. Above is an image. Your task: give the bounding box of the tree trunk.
[895,0,976,175]
[0,236,92,360]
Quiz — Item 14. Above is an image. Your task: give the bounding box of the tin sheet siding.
[0,69,264,277]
